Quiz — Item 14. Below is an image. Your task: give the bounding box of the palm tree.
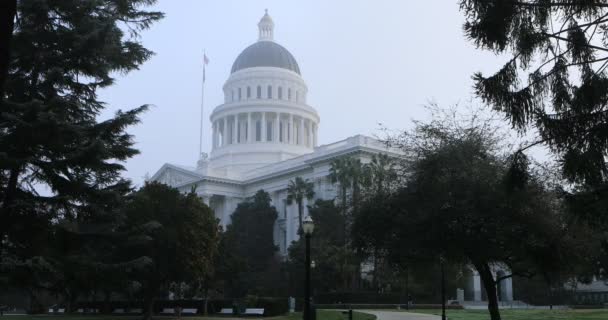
[328,157,353,216]
[286,176,315,232]
[365,153,396,198]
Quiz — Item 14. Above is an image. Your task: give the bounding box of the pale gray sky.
[99,0,511,185]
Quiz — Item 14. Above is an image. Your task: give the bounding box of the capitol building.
[150,11,395,255]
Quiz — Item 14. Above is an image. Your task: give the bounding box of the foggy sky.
[98,0,512,185]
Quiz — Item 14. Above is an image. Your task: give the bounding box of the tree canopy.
[120,182,219,319]
[356,112,592,320]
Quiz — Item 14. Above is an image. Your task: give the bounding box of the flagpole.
[199,50,206,158]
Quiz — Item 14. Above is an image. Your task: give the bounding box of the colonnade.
[212,111,317,149]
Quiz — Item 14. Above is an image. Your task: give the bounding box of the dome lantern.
[258,9,274,41]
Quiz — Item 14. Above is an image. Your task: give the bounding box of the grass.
[0,310,376,320]
[272,310,376,320]
[408,308,608,320]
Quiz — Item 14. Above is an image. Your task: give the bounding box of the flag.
[203,53,209,83]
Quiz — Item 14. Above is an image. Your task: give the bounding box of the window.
[237,121,241,143]
[257,86,262,98]
[279,122,283,142]
[238,88,242,100]
[267,121,273,141]
[288,88,292,101]
[267,85,272,99]
[278,87,283,99]
[247,86,251,98]
[231,90,235,102]
[256,120,261,141]
[295,91,299,103]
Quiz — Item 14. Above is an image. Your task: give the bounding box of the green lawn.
[272,310,376,320]
[0,310,375,320]
[409,308,608,320]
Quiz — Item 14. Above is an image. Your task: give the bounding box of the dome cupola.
[230,10,301,75]
[208,10,319,179]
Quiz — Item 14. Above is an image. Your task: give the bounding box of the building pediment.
[149,163,202,187]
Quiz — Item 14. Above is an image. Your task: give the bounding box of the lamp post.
[440,256,446,320]
[302,216,314,320]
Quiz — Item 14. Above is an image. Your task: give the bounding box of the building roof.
[230,41,301,75]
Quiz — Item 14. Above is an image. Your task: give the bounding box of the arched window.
[247,86,251,99]
[267,85,272,99]
[288,88,292,101]
[278,87,283,100]
[257,86,262,98]
[238,88,242,100]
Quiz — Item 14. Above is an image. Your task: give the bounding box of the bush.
[255,297,288,316]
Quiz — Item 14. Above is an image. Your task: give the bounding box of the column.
[313,123,318,147]
[473,273,482,302]
[232,114,238,144]
[275,113,280,142]
[299,117,304,146]
[222,117,227,147]
[261,112,267,142]
[247,112,252,143]
[289,114,294,144]
[505,277,513,302]
[307,119,312,147]
[212,122,216,148]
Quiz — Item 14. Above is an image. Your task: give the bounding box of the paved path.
[358,310,441,320]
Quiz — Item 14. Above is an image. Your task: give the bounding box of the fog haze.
[98,1,510,185]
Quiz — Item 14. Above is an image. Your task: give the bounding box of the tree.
[222,190,281,297]
[0,0,163,270]
[286,177,315,232]
[460,0,608,182]
[0,0,16,98]
[120,182,219,320]
[459,0,608,283]
[287,200,352,294]
[362,114,590,320]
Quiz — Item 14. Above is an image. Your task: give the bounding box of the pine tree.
[0,0,163,303]
[459,0,608,283]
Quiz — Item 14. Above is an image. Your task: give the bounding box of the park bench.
[129,308,143,314]
[56,309,65,314]
[218,308,233,315]
[160,308,175,314]
[112,308,125,314]
[242,308,264,316]
[181,308,197,315]
[0,305,8,316]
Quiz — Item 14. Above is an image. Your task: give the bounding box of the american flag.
[203,53,209,82]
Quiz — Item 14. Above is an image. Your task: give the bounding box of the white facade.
[150,11,399,256]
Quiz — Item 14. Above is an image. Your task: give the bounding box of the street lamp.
[440,255,446,320]
[302,216,314,320]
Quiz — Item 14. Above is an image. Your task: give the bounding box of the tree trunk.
[0,0,16,99]
[474,262,501,320]
[143,293,154,320]
[297,201,303,232]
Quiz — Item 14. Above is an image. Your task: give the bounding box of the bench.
[129,308,143,314]
[112,308,125,314]
[242,308,264,316]
[218,308,233,315]
[181,308,197,315]
[160,308,175,314]
[56,309,65,314]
